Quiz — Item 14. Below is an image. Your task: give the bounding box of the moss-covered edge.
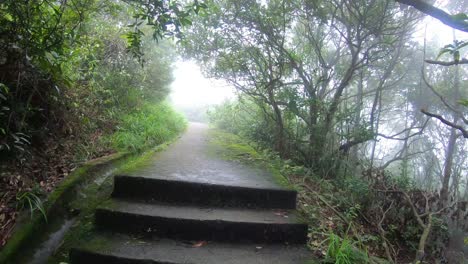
[207,129,320,263]
[47,137,179,263]
[207,129,291,188]
[0,152,132,263]
[0,135,181,263]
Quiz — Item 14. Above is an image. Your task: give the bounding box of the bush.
[107,102,187,152]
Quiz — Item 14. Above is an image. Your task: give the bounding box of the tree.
[395,0,468,32]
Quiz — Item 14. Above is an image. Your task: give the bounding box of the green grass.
[105,102,187,152]
[325,234,370,264]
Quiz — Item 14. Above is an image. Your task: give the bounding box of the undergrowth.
[105,102,187,152]
[325,234,370,264]
[207,128,390,264]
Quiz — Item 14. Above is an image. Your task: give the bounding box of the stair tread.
[121,174,292,191]
[71,233,314,264]
[98,199,305,225]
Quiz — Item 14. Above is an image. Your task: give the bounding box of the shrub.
[107,102,187,152]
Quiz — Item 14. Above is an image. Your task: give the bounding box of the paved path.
[70,123,312,264]
[127,122,281,188]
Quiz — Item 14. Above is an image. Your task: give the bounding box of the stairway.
[69,175,311,263]
[69,123,311,264]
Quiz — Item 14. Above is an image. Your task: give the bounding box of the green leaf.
[3,13,13,22]
[454,50,460,62]
[451,13,468,22]
[458,99,468,107]
[455,40,468,50]
[180,17,192,26]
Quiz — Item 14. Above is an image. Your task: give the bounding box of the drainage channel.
[29,218,76,264]
[23,158,126,263]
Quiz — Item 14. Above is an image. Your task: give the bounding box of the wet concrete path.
[127,122,282,188]
[70,123,312,263]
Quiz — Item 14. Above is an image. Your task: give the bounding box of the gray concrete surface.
[126,122,285,189]
[71,233,313,264]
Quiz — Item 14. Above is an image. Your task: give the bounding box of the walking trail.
[69,122,312,263]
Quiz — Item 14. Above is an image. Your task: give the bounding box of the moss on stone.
[47,140,179,263]
[117,138,175,175]
[207,129,291,188]
[303,259,320,264]
[0,152,130,264]
[47,175,116,263]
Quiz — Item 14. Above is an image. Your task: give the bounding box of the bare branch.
[421,68,468,125]
[425,58,468,66]
[380,149,431,170]
[377,119,429,140]
[421,109,468,138]
[395,0,468,32]
[377,201,396,263]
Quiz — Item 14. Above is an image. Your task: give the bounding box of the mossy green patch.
[117,136,178,175]
[47,175,115,263]
[0,134,182,263]
[0,152,129,264]
[303,259,320,264]
[47,138,180,263]
[207,129,291,188]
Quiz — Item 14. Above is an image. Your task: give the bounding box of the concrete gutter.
[0,152,131,264]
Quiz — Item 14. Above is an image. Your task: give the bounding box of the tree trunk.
[440,126,458,205]
[350,70,364,177]
[440,47,460,206]
[268,89,286,157]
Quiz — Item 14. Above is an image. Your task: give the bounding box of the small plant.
[326,234,369,264]
[16,190,47,222]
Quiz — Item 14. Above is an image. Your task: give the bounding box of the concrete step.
[95,199,308,244]
[70,233,314,264]
[112,175,298,209]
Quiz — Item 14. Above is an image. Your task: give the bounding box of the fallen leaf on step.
[273,210,289,218]
[192,241,207,248]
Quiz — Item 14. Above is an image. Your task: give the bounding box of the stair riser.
[112,175,297,209]
[70,249,177,264]
[95,209,308,244]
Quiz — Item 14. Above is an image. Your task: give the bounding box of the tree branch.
[421,68,468,125]
[395,0,468,32]
[377,119,429,141]
[425,58,468,66]
[421,109,468,138]
[377,201,396,263]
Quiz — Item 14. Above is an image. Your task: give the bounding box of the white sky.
[414,16,468,46]
[169,60,234,108]
[170,10,468,108]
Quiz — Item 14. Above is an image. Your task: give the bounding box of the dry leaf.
[273,210,289,218]
[192,241,207,248]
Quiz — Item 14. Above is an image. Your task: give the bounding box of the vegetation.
[0,0,191,249]
[0,0,466,263]
[106,102,186,152]
[184,0,467,262]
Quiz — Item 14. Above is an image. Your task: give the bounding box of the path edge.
[0,152,131,263]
